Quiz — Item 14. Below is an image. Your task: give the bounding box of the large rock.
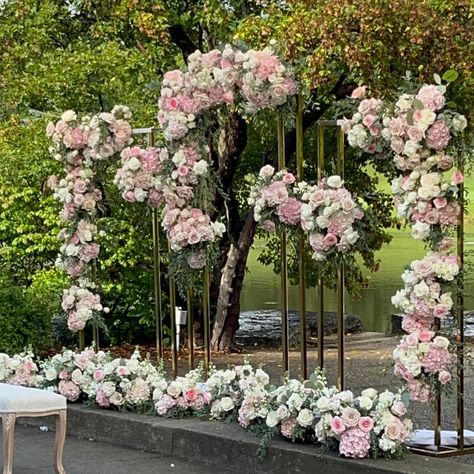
[235,310,363,347]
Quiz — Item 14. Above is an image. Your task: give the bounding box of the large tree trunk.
[211,212,256,350]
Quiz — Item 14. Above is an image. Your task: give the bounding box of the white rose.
[127,157,141,171]
[326,175,343,189]
[61,110,77,122]
[411,221,431,240]
[379,437,396,453]
[452,114,467,132]
[358,396,373,411]
[193,160,208,175]
[403,140,421,158]
[433,336,450,350]
[167,381,183,397]
[266,411,280,428]
[287,393,304,411]
[259,165,275,179]
[220,397,235,412]
[361,388,377,399]
[379,391,395,406]
[315,215,329,229]
[413,280,430,297]
[45,368,58,381]
[316,397,331,412]
[276,405,290,420]
[297,408,314,427]
[110,392,124,406]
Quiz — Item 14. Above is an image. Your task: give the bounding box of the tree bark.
[211,211,257,350]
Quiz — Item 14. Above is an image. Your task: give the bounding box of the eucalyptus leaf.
[442,70,459,83]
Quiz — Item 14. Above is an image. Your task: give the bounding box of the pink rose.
[330,416,346,435]
[341,407,360,427]
[184,388,199,403]
[418,330,433,343]
[391,401,406,417]
[439,370,452,384]
[362,114,376,128]
[437,154,453,170]
[416,85,445,111]
[433,304,449,319]
[452,170,464,185]
[351,86,366,99]
[433,197,447,209]
[323,233,338,247]
[93,370,105,381]
[358,417,374,433]
[177,165,189,177]
[59,369,69,380]
[282,173,296,185]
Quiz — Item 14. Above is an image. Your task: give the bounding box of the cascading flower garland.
[341,75,468,401]
[114,45,297,282]
[340,80,466,246]
[47,106,133,331]
[248,165,365,261]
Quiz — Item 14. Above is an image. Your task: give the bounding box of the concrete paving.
[0,424,230,473]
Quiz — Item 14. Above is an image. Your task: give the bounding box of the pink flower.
[280,418,298,438]
[408,380,432,402]
[416,85,445,111]
[433,197,447,209]
[391,401,407,417]
[452,170,464,185]
[358,417,374,433]
[437,154,453,170]
[418,330,433,343]
[282,173,296,185]
[96,389,110,408]
[184,388,199,403]
[59,369,69,380]
[58,380,81,402]
[93,370,105,381]
[351,86,366,99]
[439,370,452,384]
[323,233,338,247]
[330,416,346,435]
[341,407,360,428]
[433,304,449,319]
[177,165,189,177]
[339,428,370,458]
[261,219,276,233]
[263,181,288,206]
[276,197,301,225]
[426,120,451,150]
[362,114,376,128]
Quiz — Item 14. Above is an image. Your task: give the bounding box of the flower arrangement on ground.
[0,349,40,387]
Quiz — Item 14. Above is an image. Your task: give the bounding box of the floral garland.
[340,81,466,246]
[114,45,297,281]
[249,166,365,261]
[391,253,459,400]
[341,75,468,402]
[47,107,133,331]
[0,349,412,460]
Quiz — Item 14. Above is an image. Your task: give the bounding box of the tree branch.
[168,24,198,62]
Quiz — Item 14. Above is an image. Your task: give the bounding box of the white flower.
[276,405,290,420]
[361,388,378,399]
[211,221,226,237]
[259,165,275,179]
[452,114,467,132]
[61,110,77,122]
[193,160,208,175]
[379,391,395,406]
[287,393,304,411]
[316,397,331,412]
[411,221,431,240]
[379,437,396,453]
[326,175,343,189]
[127,157,141,171]
[433,336,449,350]
[220,397,235,412]
[358,396,373,411]
[266,411,279,428]
[167,381,183,398]
[297,408,314,427]
[45,368,57,381]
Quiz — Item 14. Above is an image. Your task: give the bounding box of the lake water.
[241,227,474,333]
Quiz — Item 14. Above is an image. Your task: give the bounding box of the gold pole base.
[409,445,474,458]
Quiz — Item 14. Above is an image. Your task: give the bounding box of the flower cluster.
[144,45,297,276]
[249,167,365,261]
[249,165,302,231]
[155,367,211,416]
[392,333,452,402]
[0,350,40,387]
[61,282,108,332]
[300,176,364,261]
[391,253,458,399]
[114,146,166,208]
[86,350,167,409]
[158,46,297,141]
[47,106,132,332]
[342,81,467,245]
[315,388,412,458]
[40,348,104,401]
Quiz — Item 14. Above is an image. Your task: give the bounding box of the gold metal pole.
[456,159,465,450]
[91,263,99,352]
[296,95,307,379]
[277,116,289,373]
[187,287,195,370]
[169,265,178,378]
[203,267,211,372]
[79,330,85,351]
[316,124,325,370]
[336,126,345,390]
[433,319,442,448]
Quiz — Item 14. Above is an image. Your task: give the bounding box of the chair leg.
[54,410,67,474]
[2,414,16,474]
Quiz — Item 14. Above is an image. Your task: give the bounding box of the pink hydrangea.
[58,380,81,402]
[416,85,445,111]
[426,120,451,150]
[339,428,371,458]
[276,198,301,225]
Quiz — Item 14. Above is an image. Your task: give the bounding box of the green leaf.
[412,98,425,111]
[406,110,414,126]
[442,70,458,83]
[433,73,441,85]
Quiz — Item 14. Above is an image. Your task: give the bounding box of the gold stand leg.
[2,414,15,474]
[54,410,67,474]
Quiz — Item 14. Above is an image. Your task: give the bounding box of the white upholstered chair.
[0,383,67,474]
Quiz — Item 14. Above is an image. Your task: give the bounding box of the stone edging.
[20,404,473,474]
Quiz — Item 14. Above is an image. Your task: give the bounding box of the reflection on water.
[241,228,474,333]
